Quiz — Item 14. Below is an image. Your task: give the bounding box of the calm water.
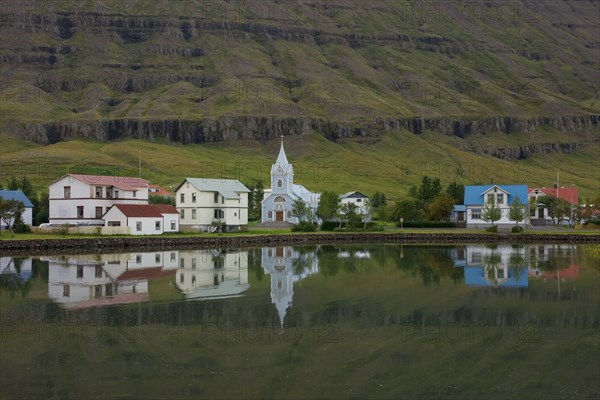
[1,243,598,400]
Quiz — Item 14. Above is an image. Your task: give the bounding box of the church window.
[287,211,292,218]
[277,180,283,188]
[268,211,273,219]
[274,196,286,202]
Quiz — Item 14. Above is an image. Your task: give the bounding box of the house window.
[155,253,161,263]
[77,265,83,279]
[95,187,102,198]
[214,209,224,219]
[155,221,161,231]
[136,221,142,231]
[192,258,196,269]
[170,252,176,261]
[471,209,482,219]
[192,209,197,219]
[180,193,185,203]
[133,191,136,198]
[238,209,240,219]
[105,284,113,296]
[95,266,102,278]
[77,206,84,218]
[114,190,119,198]
[192,193,197,203]
[63,285,70,297]
[356,198,362,203]
[108,221,120,227]
[180,258,185,269]
[277,180,282,188]
[496,194,504,204]
[180,209,185,219]
[268,211,273,219]
[214,192,219,203]
[64,186,71,198]
[136,255,142,263]
[171,221,176,230]
[471,252,482,263]
[95,207,103,219]
[486,194,495,204]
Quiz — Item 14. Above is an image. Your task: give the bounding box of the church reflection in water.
[261,246,320,326]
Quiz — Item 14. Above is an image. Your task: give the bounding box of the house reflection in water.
[452,245,529,288]
[46,251,179,309]
[175,249,249,300]
[262,247,319,327]
[527,244,579,280]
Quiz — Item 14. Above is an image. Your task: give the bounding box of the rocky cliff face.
[17,114,598,160]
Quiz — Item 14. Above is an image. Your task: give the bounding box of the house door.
[457,212,465,222]
[276,211,284,221]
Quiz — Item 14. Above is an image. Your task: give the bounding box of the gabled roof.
[464,185,528,205]
[292,184,320,205]
[52,174,148,191]
[0,190,34,207]
[339,191,368,199]
[107,204,178,218]
[528,187,578,205]
[148,185,171,196]
[178,178,250,199]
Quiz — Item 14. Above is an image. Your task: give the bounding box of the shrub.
[511,226,524,233]
[320,220,338,231]
[291,221,316,232]
[486,225,498,233]
[395,221,457,228]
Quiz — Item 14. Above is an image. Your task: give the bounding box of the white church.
[261,138,320,224]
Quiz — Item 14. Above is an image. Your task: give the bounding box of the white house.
[528,186,579,225]
[0,190,34,227]
[175,249,249,300]
[48,174,149,226]
[103,204,179,235]
[339,191,370,220]
[463,184,529,228]
[261,139,320,224]
[175,178,250,232]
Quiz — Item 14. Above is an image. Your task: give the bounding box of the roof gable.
[0,190,34,207]
[107,204,178,218]
[53,174,148,191]
[339,191,368,199]
[178,178,250,199]
[464,185,528,205]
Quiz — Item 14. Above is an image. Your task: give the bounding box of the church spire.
[276,135,289,167]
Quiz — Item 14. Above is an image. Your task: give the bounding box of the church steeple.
[271,136,293,194]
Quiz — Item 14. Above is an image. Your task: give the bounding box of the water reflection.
[176,249,249,300]
[262,246,320,326]
[43,251,178,309]
[450,244,579,288]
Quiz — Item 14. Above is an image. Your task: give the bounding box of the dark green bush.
[320,220,339,231]
[292,221,316,232]
[395,221,457,228]
[486,225,498,233]
[511,226,524,233]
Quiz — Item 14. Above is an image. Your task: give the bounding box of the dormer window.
[277,180,283,188]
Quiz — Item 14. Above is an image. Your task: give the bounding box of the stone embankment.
[1,233,598,256]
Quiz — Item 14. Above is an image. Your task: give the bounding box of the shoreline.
[1,232,599,256]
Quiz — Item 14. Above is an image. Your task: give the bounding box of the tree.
[317,191,340,221]
[508,195,526,226]
[362,199,373,229]
[446,181,464,204]
[33,192,49,226]
[0,199,25,237]
[7,176,19,190]
[541,195,570,225]
[341,202,360,229]
[19,177,34,199]
[371,192,387,208]
[291,198,308,222]
[418,176,441,205]
[425,193,455,221]
[482,197,501,227]
[390,199,419,222]
[253,180,264,220]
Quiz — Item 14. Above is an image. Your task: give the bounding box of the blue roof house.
[463,185,528,228]
[0,190,34,228]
